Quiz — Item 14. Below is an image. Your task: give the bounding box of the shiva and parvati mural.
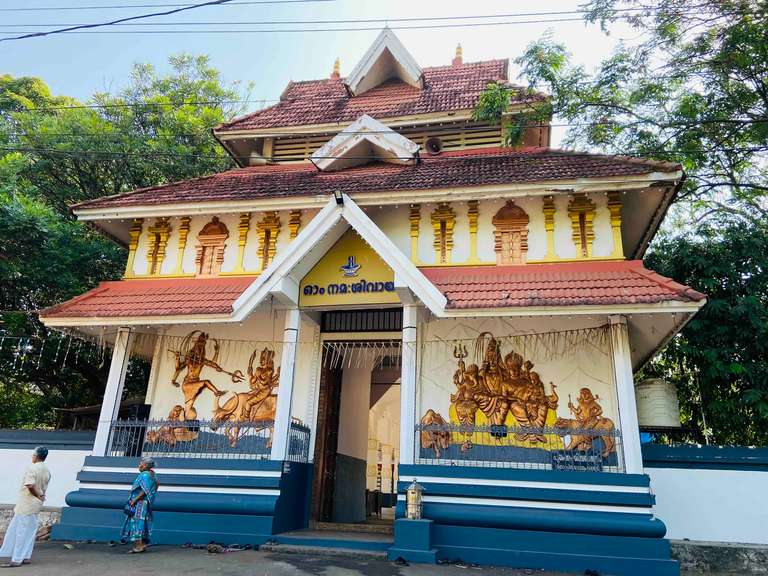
[145,330,282,448]
[418,322,620,468]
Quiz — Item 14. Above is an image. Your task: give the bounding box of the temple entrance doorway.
[311,339,401,528]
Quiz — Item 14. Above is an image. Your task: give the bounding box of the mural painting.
[419,332,616,466]
[146,330,281,450]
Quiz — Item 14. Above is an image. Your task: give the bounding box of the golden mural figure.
[555,388,616,457]
[419,409,451,458]
[211,347,281,448]
[169,331,245,420]
[421,332,565,456]
[145,405,199,446]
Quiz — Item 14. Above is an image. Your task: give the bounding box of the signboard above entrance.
[300,228,400,308]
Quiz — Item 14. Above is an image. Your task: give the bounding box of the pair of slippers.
[0,561,30,568]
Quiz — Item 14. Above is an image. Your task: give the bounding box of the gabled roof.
[310,114,420,171]
[421,261,706,310]
[72,147,682,212]
[215,59,519,132]
[232,193,447,317]
[345,28,423,95]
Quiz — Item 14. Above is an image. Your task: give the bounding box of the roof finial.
[452,43,463,66]
[330,57,341,80]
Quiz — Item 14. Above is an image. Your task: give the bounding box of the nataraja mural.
[419,331,617,466]
[146,330,281,448]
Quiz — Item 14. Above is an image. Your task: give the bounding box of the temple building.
[40,29,705,575]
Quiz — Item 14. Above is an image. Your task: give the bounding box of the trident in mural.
[169,331,244,420]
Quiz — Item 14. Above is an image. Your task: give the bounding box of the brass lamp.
[405,479,424,519]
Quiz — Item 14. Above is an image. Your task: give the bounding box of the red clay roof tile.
[420,260,705,309]
[216,60,528,131]
[73,147,681,211]
[40,276,256,319]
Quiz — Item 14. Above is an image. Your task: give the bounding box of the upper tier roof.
[72,147,682,211]
[215,59,535,132]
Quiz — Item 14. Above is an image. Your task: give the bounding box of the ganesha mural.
[419,332,616,463]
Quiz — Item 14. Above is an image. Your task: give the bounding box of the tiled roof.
[216,60,527,131]
[40,261,704,321]
[420,260,706,309]
[40,277,256,319]
[73,147,682,211]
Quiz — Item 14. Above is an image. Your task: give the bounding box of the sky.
[0,0,638,145]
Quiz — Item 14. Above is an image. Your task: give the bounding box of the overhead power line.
[0,7,656,26]
[0,0,243,42]
[0,0,334,11]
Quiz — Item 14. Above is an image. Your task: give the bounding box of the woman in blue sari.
[121,457,159,554]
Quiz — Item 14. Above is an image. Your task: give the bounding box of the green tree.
[0,54,250,427]
[477,0,767,223]
[644,222,768,446]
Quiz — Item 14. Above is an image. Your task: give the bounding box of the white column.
[93,327,135,456]
[609,315,643,474]
[270,308,301,461]
[399,304,418,465]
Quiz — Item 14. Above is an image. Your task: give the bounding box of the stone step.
[314,521,394,535]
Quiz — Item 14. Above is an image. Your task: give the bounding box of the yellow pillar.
[289,209,302,240]
[124,218,143,278]
[232,213,251,273]
[607,191,625,259]
[467,200,479,262]
[542,196,557,261]
[409,204,421,264]
[174,216,191,275]
[257,212,281,271]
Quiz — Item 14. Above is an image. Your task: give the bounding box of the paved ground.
[4,541,572,576]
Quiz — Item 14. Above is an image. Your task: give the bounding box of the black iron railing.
[286,419,311,463]
[416,423,624,472]
[106,418,311,462]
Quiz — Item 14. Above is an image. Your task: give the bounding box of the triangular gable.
[345,28,423,96]
[311,114,420,171]
[232,194,447,319]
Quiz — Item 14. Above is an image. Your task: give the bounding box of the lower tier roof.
[40,260,703,321]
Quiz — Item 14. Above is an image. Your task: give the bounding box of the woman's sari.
[120,470,158,544]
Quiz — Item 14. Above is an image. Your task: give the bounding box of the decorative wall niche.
[146,217,172,276]
[492,200,529,265]
[431,203,455,264]
[568,193,597,258]
[257,212,281,271]
[195,216,229,277]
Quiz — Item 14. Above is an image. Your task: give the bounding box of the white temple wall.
[368,205,410,259]
[131,193,618,277]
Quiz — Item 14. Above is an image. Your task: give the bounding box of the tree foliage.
[472,0,768,444]
[0,54,250,427]
[644,222,768,446]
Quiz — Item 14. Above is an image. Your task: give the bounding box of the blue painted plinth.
[387,519,438,564]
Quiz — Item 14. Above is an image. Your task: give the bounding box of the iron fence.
[107,418,275,460]
[416,423,624,472]
[286,419,311,463]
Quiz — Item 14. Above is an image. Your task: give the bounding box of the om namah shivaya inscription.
[419,332,616,460]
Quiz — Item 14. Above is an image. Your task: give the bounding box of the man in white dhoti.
[0,446,51,568]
